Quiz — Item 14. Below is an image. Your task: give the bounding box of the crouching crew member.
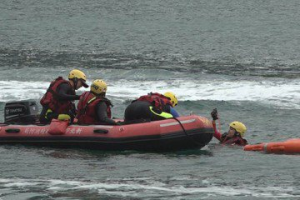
[39,69,88,124]
[76,79,117,125]
[211,108,248,146]
[124,92,179,124]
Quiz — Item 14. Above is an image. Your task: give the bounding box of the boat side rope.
[172,117,203,147]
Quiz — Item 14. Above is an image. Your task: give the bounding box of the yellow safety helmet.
[91,79,107,95]
[229,121,247,137]
[68,69,88,88]
[164,92,178,107]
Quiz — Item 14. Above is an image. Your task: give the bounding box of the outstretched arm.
[211,108,222,141]
[57,83,80,101]
[170,107,180,117]
[212,121,222,141]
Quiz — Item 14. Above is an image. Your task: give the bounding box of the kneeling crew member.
[124,92,179,123]
[211,108,248,146]
[39,69,88,123]
[76,79,117,125]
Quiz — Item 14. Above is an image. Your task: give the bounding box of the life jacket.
[135,92,172,111]
[220,133,248,146]
[40,77,74,114]
[76,91,112,125]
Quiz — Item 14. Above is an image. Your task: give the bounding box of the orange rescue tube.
[244,143,266,152]
[244,139,300,154]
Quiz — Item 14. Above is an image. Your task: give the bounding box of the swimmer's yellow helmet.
[229,121,247,137]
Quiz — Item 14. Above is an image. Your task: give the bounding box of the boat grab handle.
[5,128,20,133]
[94,129,109,134]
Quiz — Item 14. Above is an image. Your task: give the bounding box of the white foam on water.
[0,178,39,187]
[0,81,47,101]
[0,79,299,109]
[0,178,298,198]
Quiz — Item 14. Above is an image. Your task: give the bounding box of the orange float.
[244,139,300,154]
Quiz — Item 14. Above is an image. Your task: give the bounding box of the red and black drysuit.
[76,91,117,125]
[212,121,248,146]
[39,77,79,123]
[124,92,173,124]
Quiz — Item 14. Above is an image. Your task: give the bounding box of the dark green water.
[0,0,300,199]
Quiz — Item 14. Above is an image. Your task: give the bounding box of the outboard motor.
[4,100,39,124]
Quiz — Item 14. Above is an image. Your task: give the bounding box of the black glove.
[211,108,218,120]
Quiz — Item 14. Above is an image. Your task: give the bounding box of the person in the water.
[211,108,248,146]
[39,69,88,123]
[124,92,179,124]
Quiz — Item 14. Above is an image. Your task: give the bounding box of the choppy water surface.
[1,0,300,199]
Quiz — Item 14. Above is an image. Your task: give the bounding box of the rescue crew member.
[124,92,179,124]
[211,108,248,146]
[76,79,117,125]
[39,69,88,124]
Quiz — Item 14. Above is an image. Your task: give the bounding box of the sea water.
[0,0,300,199]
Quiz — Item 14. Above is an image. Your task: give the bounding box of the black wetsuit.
[124,101,171,124]
[96,101,117,125]
[39,83,80,123]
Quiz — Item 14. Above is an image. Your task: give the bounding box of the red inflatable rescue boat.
[244,138,300,154]
[0,115,213,152]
